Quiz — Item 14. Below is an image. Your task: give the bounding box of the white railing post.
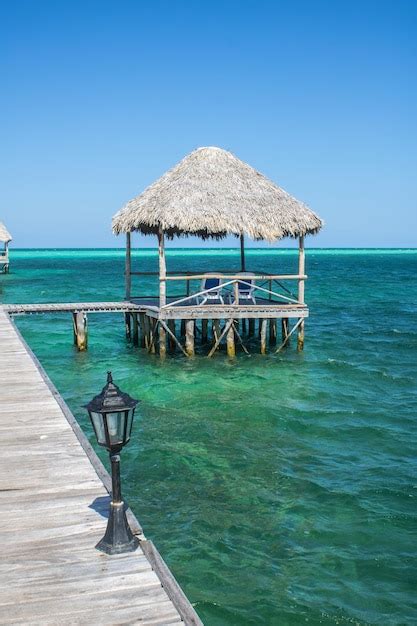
[158,227,166,307]
[125,233,131,300]
[298,236,305,304]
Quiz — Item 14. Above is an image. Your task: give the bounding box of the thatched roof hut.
[0,222,12,243]
[112,146,323,241]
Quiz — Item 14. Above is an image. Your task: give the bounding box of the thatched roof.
[0,222,12,243]
[112,147,323,241]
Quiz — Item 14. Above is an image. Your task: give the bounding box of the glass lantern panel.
[125,408,135,442]
[105,411,126,446]
[90,411,106,445]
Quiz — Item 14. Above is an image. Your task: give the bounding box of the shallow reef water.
[2,248,417,625]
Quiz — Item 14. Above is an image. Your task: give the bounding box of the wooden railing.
[160,276,306,309]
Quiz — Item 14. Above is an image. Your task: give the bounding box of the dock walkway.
[0,308,202,625]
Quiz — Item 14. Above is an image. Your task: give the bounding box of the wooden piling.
[185,320,195,356]
[159,323,166,358]
[226,322,236,357]
[168,320,176,351]
[149,319,157,354]
[269,319,277,344]
[297,319,305,351]
[124,312,131,341]
[201,319,208,343]
[132,313,139,346]
[139,313,146,347]
[72,312,88,351]
[260,319,267,354]
[248,318,255,337]
[281,318,290,345]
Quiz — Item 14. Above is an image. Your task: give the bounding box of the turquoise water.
[2,248,417,625]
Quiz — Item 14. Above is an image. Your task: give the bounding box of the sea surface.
[2,248,416,625]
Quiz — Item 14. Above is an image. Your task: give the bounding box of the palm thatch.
[0,222,12,243]
[112,147,323,241]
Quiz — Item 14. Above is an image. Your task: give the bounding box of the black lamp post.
[85,371,140,555]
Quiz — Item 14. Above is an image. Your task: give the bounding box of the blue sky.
[1,0,416,248]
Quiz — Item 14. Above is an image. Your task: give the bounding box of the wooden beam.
[165,273,307,281]
[232,322,250,355]
[298,235,305,304]
[160,320,188,357]
[208,320,233,357]
[125,232,131,300]
[158,227,166,307]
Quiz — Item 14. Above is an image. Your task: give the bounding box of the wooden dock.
[0,307,202,625]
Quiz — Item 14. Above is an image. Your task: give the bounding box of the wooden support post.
[298,235,305,304]
[297,319,305,351]
[168,320,176,351]
[212,319,221,345]
[269,319,277,344]
[72,312,88,351]
[281,318,289,344]
[124,313,131,341]
[139,313,146,347]
[185,320,195,356]
[208,320,232,357]
[226,322,236,357]
[143,315,150,350]
[201,319,208,344]
[149,319,157,354]
[275,318,303,354]
[260,319,267,354]
[125,232,131,300]
[132,313,139,346]
[158,227,166,307]
[240,234,246,271]
[242,319,247,335]
[159,323,166,358]
[248,318,255,337]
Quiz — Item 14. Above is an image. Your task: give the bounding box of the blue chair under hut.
[198,274,224,304]
[230,272,257,304]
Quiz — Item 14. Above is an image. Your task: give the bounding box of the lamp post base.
[96,501,139,555]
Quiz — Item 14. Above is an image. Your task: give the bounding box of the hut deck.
[132,297,308,320]
[0,308,202,625]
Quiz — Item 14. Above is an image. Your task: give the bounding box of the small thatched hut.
[112,147,323,357]
[0,222,12,273]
